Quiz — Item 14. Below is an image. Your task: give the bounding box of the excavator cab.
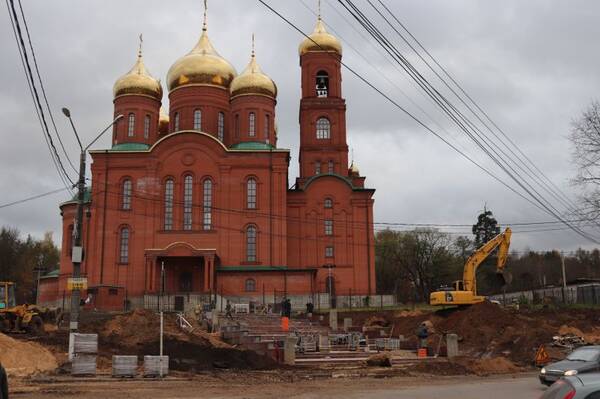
[0,282,16,310]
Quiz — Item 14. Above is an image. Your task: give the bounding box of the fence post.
[349,288,352,310]
[380,294,383,310]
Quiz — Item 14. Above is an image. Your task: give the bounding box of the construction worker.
[0,360,8,399]
[416,322,429,350]
[225,301,233,319]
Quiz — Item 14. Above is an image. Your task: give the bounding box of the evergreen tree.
[471,207,502,295]
[472,206,501,247]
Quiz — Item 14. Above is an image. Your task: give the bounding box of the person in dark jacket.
[0,361,8,399]
[416,322,429,349]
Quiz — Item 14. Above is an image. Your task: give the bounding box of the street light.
[61,108,123,335]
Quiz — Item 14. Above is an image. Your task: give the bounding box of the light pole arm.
[85,114,124,152]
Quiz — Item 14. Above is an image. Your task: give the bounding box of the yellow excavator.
[430,227,512,306]
[0,281,54,334]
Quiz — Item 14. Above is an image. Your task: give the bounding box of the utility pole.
[62,108,122,345]
[561,251,567,304]
[34,254,45,305]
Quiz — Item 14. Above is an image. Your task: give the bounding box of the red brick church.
[41,9,375,310]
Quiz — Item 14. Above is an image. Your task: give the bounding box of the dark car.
[541,372,600,398]
[0,361,8,399]
[540,346,600,386]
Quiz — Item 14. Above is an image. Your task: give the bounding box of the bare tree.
[571,100,600,218]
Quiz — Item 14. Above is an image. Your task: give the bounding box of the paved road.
[338,375,544,399]
[14,373,545,399]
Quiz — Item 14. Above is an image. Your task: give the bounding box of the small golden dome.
[167,26,237,92]
[298,18,342,56]
[230,40,277,99]
[349,161,360,176]
[158,107,169,134]
[113,50,162,100]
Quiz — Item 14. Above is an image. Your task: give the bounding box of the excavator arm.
[463,227,512,295]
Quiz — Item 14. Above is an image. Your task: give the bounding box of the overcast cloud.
[1,0,600,252]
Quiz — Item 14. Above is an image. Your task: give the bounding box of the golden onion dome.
[298,17,342,56]
[166,23,237,92]
[159,106,169,122]
[113,49,162,100]
[230,40,277,99]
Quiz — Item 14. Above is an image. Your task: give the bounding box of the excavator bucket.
[495,270,512,287]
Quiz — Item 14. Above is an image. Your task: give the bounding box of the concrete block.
[284,336,297,366]
[447,333,459,358]
[72,354,97,376]
[112,355,137,378]
[144,355,169,377]
[329,309,338,331]
[319,335,330,353]
[343,317,352,332]
[73,333,98,354]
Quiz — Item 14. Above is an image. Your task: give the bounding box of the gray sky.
[1,0,600,252]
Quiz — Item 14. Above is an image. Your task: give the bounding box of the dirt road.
[13,373,543,399]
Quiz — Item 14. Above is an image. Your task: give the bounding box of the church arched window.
[119,226,130,264]
[143,115,150,139]
[246,225,257,262]
[193,109,202,130]
[264,114,270,140]
[324,198,333,209]
[203,179,212,230]
[218,112,225,141]
[328,160,334,174]
[127,113,135,137]
[316,70,329,97]
[183,175,193,230]
[164,179,174,230]
[245,278,256,292]
[246,178,257,209]
[249,112,256,137]
[122,179,132,210]
[174,112,180,131]
[316,117,330,139]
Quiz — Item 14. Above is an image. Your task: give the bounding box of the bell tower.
[297,14,348,187]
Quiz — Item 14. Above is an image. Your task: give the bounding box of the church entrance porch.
[144,243,217,296]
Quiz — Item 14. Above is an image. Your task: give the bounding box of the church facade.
[48,11,375,310]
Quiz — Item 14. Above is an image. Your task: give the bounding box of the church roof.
[110,142,151,151]
[229,141,275,150]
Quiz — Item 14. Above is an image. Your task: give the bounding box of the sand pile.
[0,333,57,377]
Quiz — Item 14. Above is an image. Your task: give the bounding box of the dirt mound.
[411,360,470,376]
[365,353,392,367]
[0,333,57,377]
[364,316,388,328]
[85,309,275,371]
[468,357,522,375]
[395,310,423,318]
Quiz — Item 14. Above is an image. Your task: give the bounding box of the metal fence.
[489,283,600,305]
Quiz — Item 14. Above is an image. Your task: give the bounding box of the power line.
[335,0,599,244]
[16,0,78,175]
[0,187,68,209]
[64,184,596,238]
[370,0,591,227]
[4,0,75,190]
[256,0,558,221]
